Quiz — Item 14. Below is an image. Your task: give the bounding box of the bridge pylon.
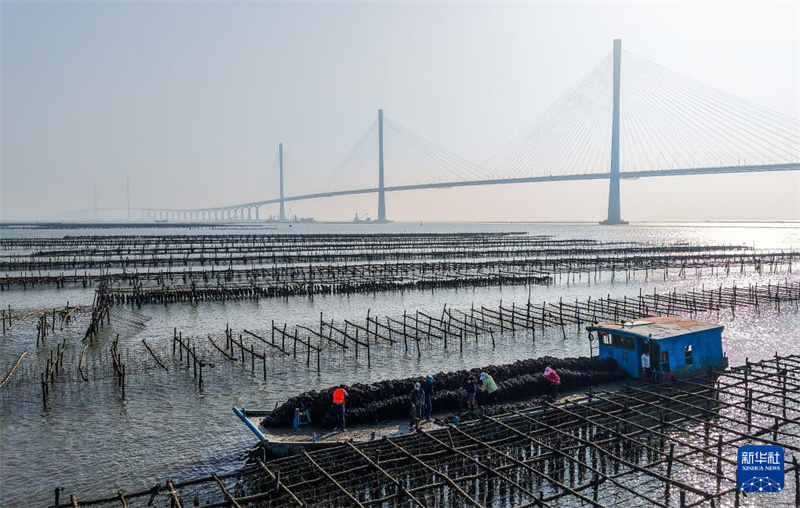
[377,109,387,223]
[278,143,286,221]
[600,38,628,225]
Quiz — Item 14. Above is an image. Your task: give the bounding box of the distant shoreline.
[0,219,798,230]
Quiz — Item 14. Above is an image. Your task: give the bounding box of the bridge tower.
[278,143,286,221]
[377,109,387,222]
[601,39,628,225]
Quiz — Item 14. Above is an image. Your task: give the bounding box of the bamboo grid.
[50,354,800,507]
[0,231,786,275]
[2,280,797,404]
[220,280,800,374]
[100,249,796,305]
[3,247,795,296]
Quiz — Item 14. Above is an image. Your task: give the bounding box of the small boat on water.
[233,407,444,457]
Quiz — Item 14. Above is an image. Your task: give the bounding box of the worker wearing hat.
[409,382,424,428]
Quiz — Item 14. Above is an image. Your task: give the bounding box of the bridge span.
[137,162,800,222]
[78,39,800,224]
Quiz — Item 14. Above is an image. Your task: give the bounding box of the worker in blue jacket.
[421,375,435,420]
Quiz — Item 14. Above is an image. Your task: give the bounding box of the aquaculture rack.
[50,354,800,507]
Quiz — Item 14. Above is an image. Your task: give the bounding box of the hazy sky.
[2,1,799,222]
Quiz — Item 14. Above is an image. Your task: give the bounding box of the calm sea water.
[0,222,798,507]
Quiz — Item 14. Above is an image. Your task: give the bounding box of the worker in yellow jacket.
[479,372,499,405]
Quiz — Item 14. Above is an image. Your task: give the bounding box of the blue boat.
[586,316,728,382]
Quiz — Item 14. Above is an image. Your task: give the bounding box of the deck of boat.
[240,411,444,456]
[260,417,442,443]
[239,381,629,456]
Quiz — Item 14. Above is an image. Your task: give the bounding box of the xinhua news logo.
[737,445,784,493]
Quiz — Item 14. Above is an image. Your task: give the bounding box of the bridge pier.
[377,109,387,223]
[601,38,628,225]
[126,178,130,221]
[279,143,286,221]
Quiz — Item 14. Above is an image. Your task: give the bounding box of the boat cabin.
[586,316,726,381]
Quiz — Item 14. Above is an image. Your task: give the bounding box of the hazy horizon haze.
[1,1,799,222]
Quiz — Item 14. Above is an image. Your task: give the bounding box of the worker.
[462,374,478,411]
[409,382,424,428]
[332,385,348,431]
[479,372,498,405]
[544,366,561,401]
[641,347,651,382]
[421,375,435,420]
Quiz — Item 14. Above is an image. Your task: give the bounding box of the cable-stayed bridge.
[103,40,800,223]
